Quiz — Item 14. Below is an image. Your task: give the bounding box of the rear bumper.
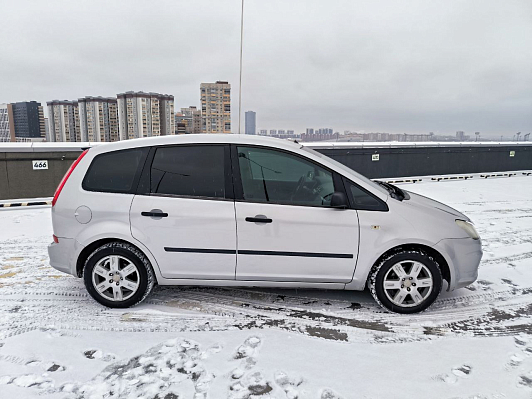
[433,238,483,291]
[48,237,78,276]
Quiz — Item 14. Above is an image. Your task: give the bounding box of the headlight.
[455,220,480,240]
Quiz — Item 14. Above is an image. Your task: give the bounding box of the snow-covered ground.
[1,174,532,399]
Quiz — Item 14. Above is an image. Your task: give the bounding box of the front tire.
[368,250,442,313]
[83,242,155,308]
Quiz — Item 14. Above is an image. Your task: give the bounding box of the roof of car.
[81,133,390,201]
[89,134,302,154]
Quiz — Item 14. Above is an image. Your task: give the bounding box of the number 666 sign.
[32,160,48,170]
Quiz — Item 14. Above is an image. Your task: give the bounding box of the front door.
[234,146,359,283]
[130,144,236,280]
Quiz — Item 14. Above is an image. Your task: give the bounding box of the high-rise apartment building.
[0,104,13,142]
[456,131,470,141]
[0,101,45,142]
[178,106,202,134]
[305,128,333,136]
[175,113,187,134]
[11,101,45,140]
[160,94,175,137]
[38,105,46,138]
[245,111,256,135]
[47,100,81,142]
[78,96,119,142]
[200,81,231,133]
[44,117,50,142]
[117,91,174,140]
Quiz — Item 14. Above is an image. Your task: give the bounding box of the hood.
[403,191,470,221]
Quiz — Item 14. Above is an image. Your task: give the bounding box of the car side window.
[83,148,147,193]
[150,145,226,199]
[345,178,388,211]
[236,146,335,207]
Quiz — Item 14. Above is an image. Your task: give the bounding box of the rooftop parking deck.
[0,174,531,397]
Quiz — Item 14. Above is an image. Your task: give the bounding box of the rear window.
[150,145,226,198]
[82,148,147,193]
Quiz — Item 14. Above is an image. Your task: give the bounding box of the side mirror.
[330,191,349,209]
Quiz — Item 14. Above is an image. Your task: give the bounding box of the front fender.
[346,207,440,290]
[346,237,443,290]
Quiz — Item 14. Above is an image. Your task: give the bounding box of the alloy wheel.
[382,260,434,308]
[91,255,140,302]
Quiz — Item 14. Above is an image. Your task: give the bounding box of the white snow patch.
[0,176,532,398]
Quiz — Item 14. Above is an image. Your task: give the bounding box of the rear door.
[130,144,237,280]
[233,145,360,283]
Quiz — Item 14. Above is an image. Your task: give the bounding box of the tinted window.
[237,146,335,207]
[83,148,146,193]
[151,145,225,198]
[346,179,388,211]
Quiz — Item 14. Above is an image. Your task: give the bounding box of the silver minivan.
[48,135,482,313]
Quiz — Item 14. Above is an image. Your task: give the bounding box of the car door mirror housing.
[330,191,349,209]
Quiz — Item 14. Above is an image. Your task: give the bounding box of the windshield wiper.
[374,180,405,201]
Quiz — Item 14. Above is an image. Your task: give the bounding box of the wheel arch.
[76,238,153,278]
[366,243,451,289]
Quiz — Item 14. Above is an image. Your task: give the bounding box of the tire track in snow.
[3,282,532,341]
[481,251,532,265]
[0,281,530,346]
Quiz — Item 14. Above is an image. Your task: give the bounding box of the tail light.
[52,149,89,207]
[53,235,59,243]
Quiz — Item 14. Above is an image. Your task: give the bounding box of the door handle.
[141,210,168,218]
[245,216,273,224]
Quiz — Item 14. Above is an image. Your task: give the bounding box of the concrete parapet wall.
[313,142,532,179]
[0,141,531,200]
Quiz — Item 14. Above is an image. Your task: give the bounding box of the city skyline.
[5,88,529,140]
[1,94,528,142]
[1,0,531,137]
[4,81,531,139]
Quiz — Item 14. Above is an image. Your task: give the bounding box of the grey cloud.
[0,0,530,137]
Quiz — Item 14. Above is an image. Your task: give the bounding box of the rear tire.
[368,250,442,314]
[83,242,155,308]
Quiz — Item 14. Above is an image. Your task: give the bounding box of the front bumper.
[433,237,483,291]
[48,237,78,276]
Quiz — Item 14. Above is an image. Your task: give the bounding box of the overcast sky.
[1,0,531,137]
